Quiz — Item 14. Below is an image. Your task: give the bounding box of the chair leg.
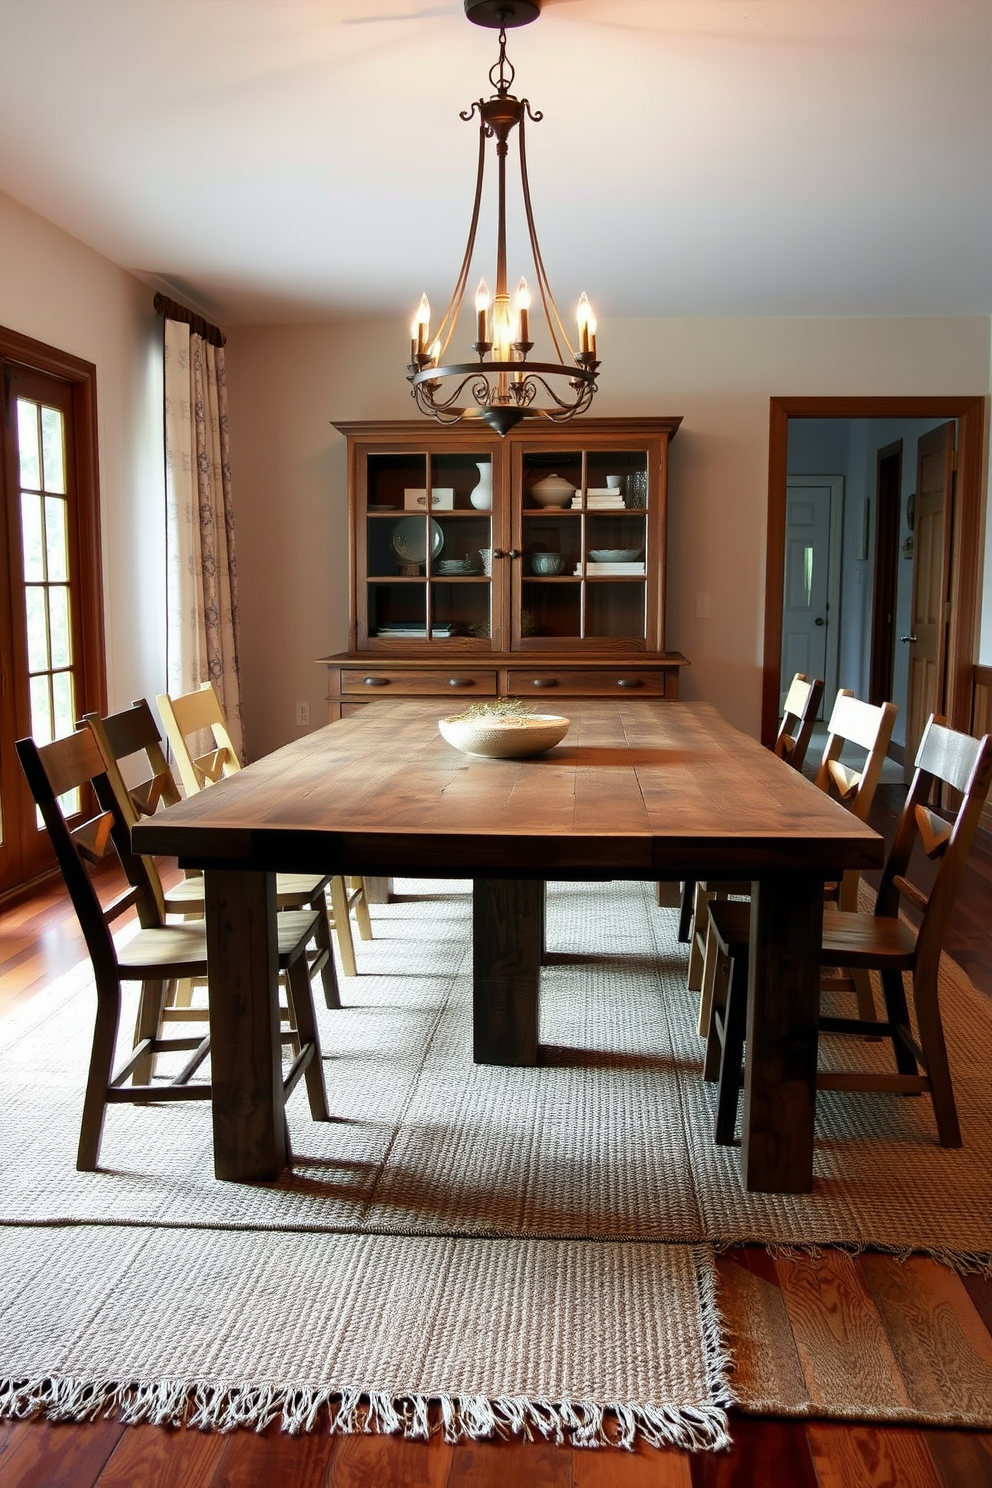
[284,954,330,1122]
[911,969,962,1148]
[351,877,374,941]
[309,887,341,1008]
[715,951,749,1145]
[77,982,123,1171]
[677,880,695,942]
[852,967,876,1022]
[879,969,920,1077]
[329,876,358,977]
[702,940,732,1082]
[686,883,713,991]
[132,977,168,1087]
[697,918,727,1038]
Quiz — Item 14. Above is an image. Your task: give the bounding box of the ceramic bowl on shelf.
[588,548,642,562]
[438,713,570,759]
[529,474,575,508]
[530,552,565,575]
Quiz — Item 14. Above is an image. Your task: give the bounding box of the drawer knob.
[531,678,557,688]
[363,677,389,687]
[617,678,643,689]
[447,678,473,688]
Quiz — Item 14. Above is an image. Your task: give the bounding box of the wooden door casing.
[904,421,955,780]
[0,328,105,899]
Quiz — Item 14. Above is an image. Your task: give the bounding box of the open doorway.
[762,397,985,754]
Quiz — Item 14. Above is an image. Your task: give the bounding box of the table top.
[132,699,884,880]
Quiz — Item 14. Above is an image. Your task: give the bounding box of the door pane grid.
[17,397,79,815]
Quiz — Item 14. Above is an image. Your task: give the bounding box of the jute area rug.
[0,879,990,1445]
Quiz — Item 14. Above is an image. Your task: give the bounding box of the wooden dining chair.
[155,681,370,988]
[682,672,827,982]
[82,698,340,1019]
[703,716,992,1148]
[155,681,372,977]
[690,689,898,1032]
[15,728,329,1171]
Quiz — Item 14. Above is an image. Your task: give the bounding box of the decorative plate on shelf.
[588,548,642,562]
[391,517,444,564]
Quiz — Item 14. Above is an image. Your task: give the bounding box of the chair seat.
[118,909,319,979]
[163,871,328,916]
[821,910,917,969]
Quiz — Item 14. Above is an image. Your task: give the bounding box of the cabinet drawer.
[507,670,667,697]
[341,670,498,697]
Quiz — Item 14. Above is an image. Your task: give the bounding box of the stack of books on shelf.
[570,486,626,509]
[573,561,646,576]
[376,623,456,638]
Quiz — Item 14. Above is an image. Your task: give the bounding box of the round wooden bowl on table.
[438,714,571,759]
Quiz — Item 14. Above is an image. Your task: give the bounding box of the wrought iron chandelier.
[407,0,599,437]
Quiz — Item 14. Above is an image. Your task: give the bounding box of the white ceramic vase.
[470,460,492,510]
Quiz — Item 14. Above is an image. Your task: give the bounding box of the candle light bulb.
[412,293,431,355]
[474,279,491,347]
[514,277,531,346]
[428,339,440,366]
[576,291,596,354]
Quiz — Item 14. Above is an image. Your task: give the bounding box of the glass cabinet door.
[516,447,652,647]
[361,450,494,645]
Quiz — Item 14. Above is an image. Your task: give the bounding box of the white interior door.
[780,476,842,713]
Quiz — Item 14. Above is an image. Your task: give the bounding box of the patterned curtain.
[163,318,245,761]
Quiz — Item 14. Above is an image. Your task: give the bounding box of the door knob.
[814,617,825,627]
[900,634,918,643]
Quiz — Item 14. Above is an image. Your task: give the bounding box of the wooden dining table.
[132,698,883,1193]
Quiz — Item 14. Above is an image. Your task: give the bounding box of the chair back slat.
[775,672,824,771]
[156,682,241,797]
[72,810,117,865]
[814,691,897,823]
[915,804,952,860]
[916,716,987,796]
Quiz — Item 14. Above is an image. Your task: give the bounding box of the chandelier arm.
[435,111,489,356]
[517,113,577,365]
[520,371,593,413]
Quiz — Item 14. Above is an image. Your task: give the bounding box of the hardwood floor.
[1,822,990,1488]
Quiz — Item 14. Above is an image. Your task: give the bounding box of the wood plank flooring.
[1,814,990,1488]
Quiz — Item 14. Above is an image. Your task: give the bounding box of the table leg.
[363,876,393,904]
[204,868,287,1182]
[473,879,542,1065]
[741,873,822,1194]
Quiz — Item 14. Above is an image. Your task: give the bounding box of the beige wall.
[0,189,166,713]
[227,315,991,758]
[2,183,988,779]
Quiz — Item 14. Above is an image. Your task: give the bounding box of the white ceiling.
[1,0,990,326]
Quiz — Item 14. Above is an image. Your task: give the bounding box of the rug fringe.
[0,1375,731,1450]
[713,1237,992,1279]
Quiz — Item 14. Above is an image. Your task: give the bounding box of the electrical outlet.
[295,700,310,726]
[696,592,710,619]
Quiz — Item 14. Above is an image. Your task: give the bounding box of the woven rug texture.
[0,878,990,1440]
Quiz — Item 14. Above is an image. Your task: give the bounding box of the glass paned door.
[362,449,494,645]
[1,357,94,891]
[518,447,651,646]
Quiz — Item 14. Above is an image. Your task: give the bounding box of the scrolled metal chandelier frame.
[407,0,599,437]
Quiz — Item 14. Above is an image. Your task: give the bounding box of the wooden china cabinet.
[321,417,687,719]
